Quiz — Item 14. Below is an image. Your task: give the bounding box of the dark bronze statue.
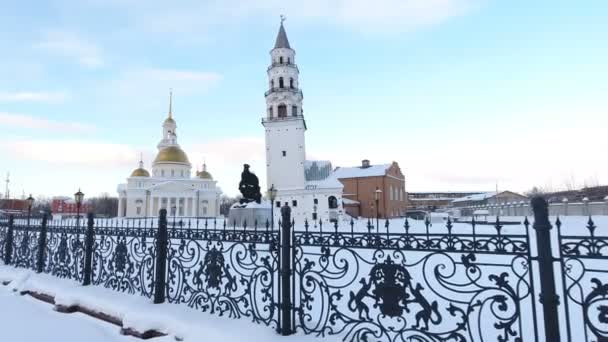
[239,164,262,204]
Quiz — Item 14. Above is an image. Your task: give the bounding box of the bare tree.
[220,195,240,216]
[89,193,119,217]
[563,174,578,191]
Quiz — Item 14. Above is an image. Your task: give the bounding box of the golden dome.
[164,117,175,125]
[130,168,150,177]
[154,146,190,164]
[197,170,213,179]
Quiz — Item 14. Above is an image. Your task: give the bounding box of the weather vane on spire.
[280,14,286,24]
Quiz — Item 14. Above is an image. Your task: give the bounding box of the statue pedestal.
[228,201,272,228]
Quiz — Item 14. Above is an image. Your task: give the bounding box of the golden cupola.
[196,163,213,179]
[154,145,190,164]
[130,156,150,177]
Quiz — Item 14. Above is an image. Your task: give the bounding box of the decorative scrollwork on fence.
[11,225,39,269]
[294,217,529,255]
[0,222,6,261]
[166,230,279,327]
[560,216,608,342]
[560,217,608,258]
[45,224,86,281]
[91,229,156,298]
[294,244,534,342]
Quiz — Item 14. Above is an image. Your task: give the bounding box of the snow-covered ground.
[0,265,325,342]
[0,278,137,342]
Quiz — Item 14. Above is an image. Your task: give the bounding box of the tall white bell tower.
[263,18,307,191]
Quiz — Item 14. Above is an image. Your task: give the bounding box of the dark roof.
[274,23,291,49]
[546,185,608,203]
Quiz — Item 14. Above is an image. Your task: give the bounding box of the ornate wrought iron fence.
[0,197,607,342]
[558,216,608,342]
[90,218,157,297]
[292,216,538,341]
[165,220,279,327]
[44,218,86,281]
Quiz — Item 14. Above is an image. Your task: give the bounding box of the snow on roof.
[342,198,360,205]
[452,192,497,203]
[304,160,333,181]
[332,164,391,179]
[306,174,344,190]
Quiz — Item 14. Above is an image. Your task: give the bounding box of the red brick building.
[0,199,29,215]
[333,160,407,218]
[51,197,92,216]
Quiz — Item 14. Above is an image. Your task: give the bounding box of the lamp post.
[74,189,84,228]
[374,187,382,233]
[26,194,34,227]
[268,184,277,230]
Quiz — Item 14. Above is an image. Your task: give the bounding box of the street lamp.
[26,194,34,227]
[268,184,277,230]
[74,188,84,228]
[374,187,382,233]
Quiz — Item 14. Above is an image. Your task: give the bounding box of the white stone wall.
[273,188,344,224]
[462,200,608,217]
[117,178,220,218]
[264,119,307,191]
[151,163,191,179]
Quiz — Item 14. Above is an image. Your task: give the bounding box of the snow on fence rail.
[1,198,607,342]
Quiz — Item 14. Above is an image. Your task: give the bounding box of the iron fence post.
[154,209,168,304]
[280,204,293,335]
[3,215,14,265]
[531,196,561,342]
[35,214,48,273]
[82,213,95,285]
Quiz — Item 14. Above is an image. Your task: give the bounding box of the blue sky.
[0,0,606,198]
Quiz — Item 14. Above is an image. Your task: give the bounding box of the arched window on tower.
[279,56,283,64]
[287,57,291,64]
[289,78,294,89]
[268,107,273,118]
[279,77,284,88]
[278,104,287,118]
[292,105,298,117]
[270,79,274,89]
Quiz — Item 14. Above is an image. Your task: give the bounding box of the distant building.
[0,199,28,216]
[51,197,93,217]
[408,191,485,212]
[451,191,528,216]
[333,160,407,219]
[544,185,608,203]
[117,93,221,218]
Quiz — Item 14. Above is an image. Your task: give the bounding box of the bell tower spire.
[159,89,178,149]
[262,18,307,191]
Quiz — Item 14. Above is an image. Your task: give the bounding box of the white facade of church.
[117,95,221,218]
[263,22,344,222]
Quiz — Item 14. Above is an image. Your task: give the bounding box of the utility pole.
[4,172,9,199]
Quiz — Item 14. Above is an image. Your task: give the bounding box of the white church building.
[117,94,221,218]
[263,21,344,222]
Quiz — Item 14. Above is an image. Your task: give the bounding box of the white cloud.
[331,0,477,33]
[73,0,478,36]
[35,30,104,68]
[0,112,95,133]
[0,139,135,167]
[187,137,266,195]
[110,68,222,97]
[0,91,69,104]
